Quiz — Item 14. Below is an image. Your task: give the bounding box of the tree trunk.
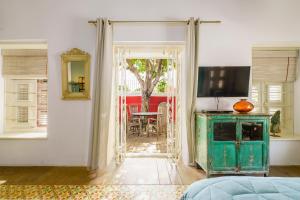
[142,93,150,112]
[126,59,164,112]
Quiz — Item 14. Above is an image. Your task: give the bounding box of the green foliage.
[156,79,167,93]
[126,58,174,111]
[271,110,281,133]
[133,59,147,73]
[127,58,176,97]
[128,59,169,79]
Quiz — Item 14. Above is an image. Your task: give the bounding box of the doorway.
[114,42,183,161]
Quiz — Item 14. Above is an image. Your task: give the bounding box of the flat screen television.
[197,66,250,97]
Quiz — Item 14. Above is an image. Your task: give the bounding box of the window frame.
[251,81,294,136]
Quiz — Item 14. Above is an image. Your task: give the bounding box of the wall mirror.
[61,48,90,100]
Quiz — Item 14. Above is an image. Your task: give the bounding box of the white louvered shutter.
[5,79,37,132]
[267,85,282,103]
[251,81,293,136]
[251,82,261,113]
[265,84,284,128]
[266,83,293,135]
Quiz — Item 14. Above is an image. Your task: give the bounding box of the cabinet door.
[210,121,237,171]
[195,115,207,166]
[238,120,266,171]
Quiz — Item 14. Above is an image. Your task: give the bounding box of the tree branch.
[149,59,155,72]
[126,59,144,87]
[149,59,163,94]
[144,59,152,95]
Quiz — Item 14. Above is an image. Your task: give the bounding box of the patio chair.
[157,102,168,135]
[146,117,158,137]
[127,104,141,136]
[146,102,168,137]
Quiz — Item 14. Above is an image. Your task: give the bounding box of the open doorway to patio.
[114,43,183,159]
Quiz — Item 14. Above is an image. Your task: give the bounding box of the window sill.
[0,132,47,140]
[270,135,300,141]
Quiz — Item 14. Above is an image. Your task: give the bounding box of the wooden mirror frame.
[61,48,90,100]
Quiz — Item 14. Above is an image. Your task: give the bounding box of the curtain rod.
[88,20,221,25]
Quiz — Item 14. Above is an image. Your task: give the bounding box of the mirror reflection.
[67,61,85,93]
[61,48,90,100]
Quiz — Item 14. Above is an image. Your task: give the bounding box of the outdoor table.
[131,112,162,136]
[131,112,162,117]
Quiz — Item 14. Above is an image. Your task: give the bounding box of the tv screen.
[197,66,250,97]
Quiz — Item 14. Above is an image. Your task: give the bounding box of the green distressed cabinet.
[195,112,270,177]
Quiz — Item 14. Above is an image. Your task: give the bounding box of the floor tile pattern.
[0,184,187,200]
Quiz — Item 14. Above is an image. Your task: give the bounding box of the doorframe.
[113,41,185,161]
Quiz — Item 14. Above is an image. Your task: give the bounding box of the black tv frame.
[197,66,251,98]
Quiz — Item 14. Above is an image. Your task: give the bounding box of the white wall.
[0,0,300,166]
[0,49,4,134]
[270,139,300,165]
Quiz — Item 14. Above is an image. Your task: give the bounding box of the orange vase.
[233,99,254,113]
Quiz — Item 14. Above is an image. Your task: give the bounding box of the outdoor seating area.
[125,96,170,154]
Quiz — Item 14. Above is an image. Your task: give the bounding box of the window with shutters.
[251,81,293,136]
[4,79,48,132]
[1,48,48,133]
[251,48,298,137]
[17,106,29,123]
[17,84,29,101]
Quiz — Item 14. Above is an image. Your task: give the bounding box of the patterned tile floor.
[0,184,187,200]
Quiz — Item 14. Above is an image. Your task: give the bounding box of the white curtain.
[185,17,199,165]
[89,18,115,171]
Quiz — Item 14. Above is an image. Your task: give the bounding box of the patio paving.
[126,134,167,154]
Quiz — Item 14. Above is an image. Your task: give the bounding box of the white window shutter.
[251,82,260,104]
[251,81,293,136]
[5,79,37,106]
[251,82,263,113]
[5,79,38,132]
[17,106,29,122]
[267,84,282,103]
[17,84,29,101]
